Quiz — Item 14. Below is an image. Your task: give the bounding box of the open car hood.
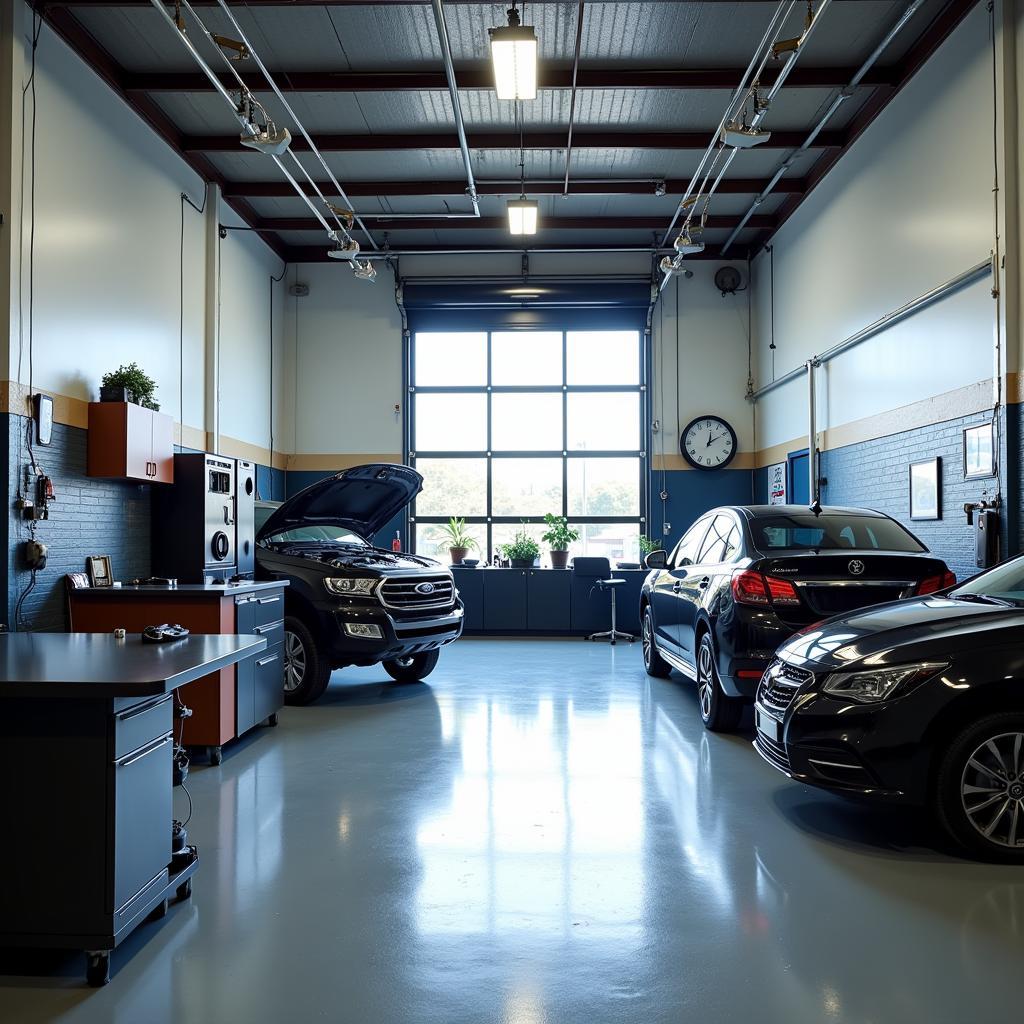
[256,464,423,541]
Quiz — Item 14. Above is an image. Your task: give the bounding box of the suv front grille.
[757,661,814,717]
[754,731,792,775]
[380,575,455,614]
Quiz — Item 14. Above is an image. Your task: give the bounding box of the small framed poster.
[964,422,995,479]
[909,458,940,521]
[767,462,787,505]
[87,555,113,588]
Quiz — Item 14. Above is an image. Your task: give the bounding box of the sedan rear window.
[752,514,925,553]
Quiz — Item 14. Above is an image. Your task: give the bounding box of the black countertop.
[0,633,267,698]
[73,581,287,598]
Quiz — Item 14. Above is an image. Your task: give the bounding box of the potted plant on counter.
[435,517,478,565]
[639,535,662,557]
[501,529,541,569]
[100,362,160,410]
[541,513,580,569]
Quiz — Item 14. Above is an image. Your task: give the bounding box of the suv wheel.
[283,615,331,706]
[642,608,672,678]
[935,712,1024,862]
[696,632,743,733]
[383,649,440,683]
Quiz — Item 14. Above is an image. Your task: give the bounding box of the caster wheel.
[267,712,279,727]
[209,746,223,766]
[176,877,193,902]
[151,898,169,920]
[86,952,110,987]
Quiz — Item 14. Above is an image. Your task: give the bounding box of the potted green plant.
[501,529,540,569]
[639,535,662,556]
[100,362,160,410]
[435,517,478,565]
[541,513,580,569]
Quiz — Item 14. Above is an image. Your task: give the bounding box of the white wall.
[7,6,283,454]
[751,2,998,450]
[286,261,404,456]
[653,262,754,460]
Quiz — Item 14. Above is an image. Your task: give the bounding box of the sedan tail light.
[916,570,957,596]
[732,570,801,607]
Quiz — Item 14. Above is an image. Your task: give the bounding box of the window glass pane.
[567,393,640,451]
[567,523,641,565]
[415,393,487,451]
[492,522,545,564]
[416,522,487,563]
[492,393,563,451]
[415,458,487,517]
[415,333,487,386]
[492,458,563,517]
[492,332,563,385]
[567,458,640,516]
[697,515,733,564]
[566,331,640,385]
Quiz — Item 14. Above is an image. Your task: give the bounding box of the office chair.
[572,556,635,646]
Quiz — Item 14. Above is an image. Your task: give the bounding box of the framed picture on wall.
[964,422,995,479]
[767,462,787,505]
[909,458,941,521]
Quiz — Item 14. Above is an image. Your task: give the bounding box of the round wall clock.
[680,415,738,470]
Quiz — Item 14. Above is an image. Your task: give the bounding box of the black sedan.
[755,555,1024,861]
[640,505,954,732]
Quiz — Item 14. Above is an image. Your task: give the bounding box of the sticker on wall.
[768,462,787,505]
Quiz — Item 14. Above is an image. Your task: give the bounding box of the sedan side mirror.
[645,549,668,570]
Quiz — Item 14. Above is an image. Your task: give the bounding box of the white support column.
[205,182,222,454]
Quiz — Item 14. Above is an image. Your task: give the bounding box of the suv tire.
[934,712,1024,862]
[283,615,332,706]
[696,632,743,733]
[383,649,440,683]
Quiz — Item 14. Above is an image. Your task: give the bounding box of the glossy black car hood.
[777,596,1024,670]
[256,464,423,541]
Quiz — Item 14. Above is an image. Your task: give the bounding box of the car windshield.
[751,513,925,552]
[255,504,368,546]
[951,560,1024,606]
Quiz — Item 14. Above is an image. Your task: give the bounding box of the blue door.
[788,449,810,506]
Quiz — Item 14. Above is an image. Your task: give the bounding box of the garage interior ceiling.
[38,0,980,261]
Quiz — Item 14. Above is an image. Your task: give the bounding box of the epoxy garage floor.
[3,638,1023,1023]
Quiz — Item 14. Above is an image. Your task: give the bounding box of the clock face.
[680,416,737,470]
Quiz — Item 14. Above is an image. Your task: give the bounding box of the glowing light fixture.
[507,198,539,235]
[489,5,538,100]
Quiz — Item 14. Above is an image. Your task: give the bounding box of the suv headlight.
[822,662,948,704]
[324,578,379,597]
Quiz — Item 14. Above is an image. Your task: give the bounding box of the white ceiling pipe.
[720,0,925,255]
[146,0,339,239]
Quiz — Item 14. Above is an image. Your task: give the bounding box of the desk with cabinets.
[68,581,287,763]
[452,567,647,636]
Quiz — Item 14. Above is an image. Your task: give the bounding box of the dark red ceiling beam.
[754,0,982,254]
[224,177,807,198]
[184,130,845,152]
[34,4,288,259]
[124,65,897,94]
[260,214,774,231]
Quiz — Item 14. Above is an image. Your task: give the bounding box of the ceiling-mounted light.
[240,124,291,156]
[327,237,361,260]
[507,198,539,235]
[352,260,377,282]
[721,120,771,149]
[673,230,705,256]
[489,5,538,100]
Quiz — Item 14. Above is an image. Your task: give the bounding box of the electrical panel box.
[976,509,999,569]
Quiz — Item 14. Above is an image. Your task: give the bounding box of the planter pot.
[100,385,133,404]
[549,549,569,569]
[510,558,535,569]
[449,546,469,565]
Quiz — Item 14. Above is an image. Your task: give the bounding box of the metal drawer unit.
[235,587,286,736]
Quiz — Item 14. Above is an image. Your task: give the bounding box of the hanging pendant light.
[489,4,538,100]
[507,198,539,235]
